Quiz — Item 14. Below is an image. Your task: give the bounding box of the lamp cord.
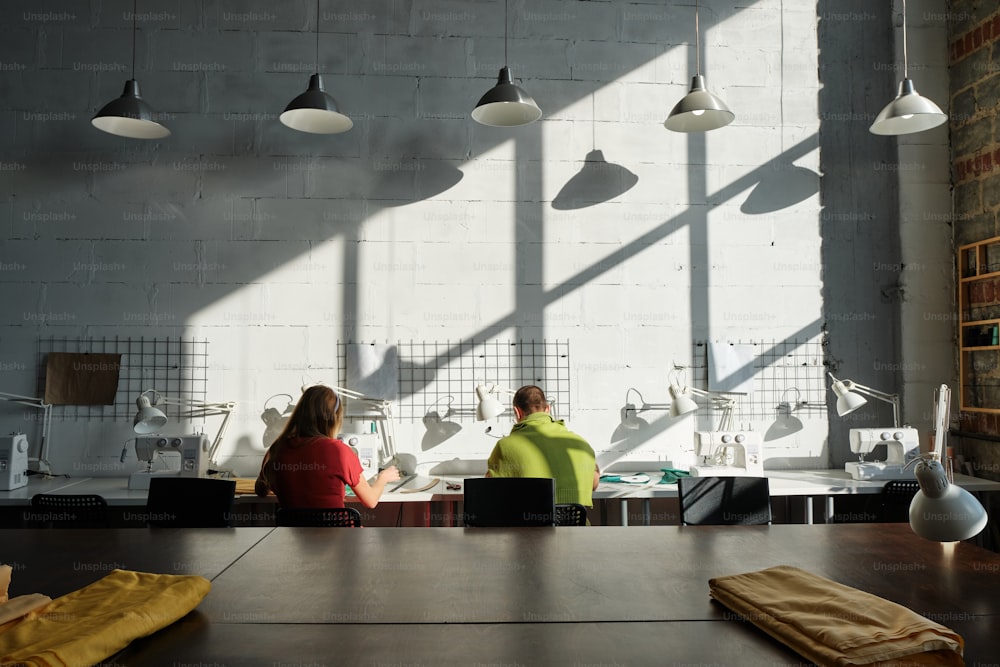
[503,0,509,65]
[130,0,136,78]
[694,0,701,75]
[900,0,908,79]
[315,0,320,73]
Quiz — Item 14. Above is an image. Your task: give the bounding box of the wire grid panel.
[687,337,828,424]
[36,337,209,421]
[337,340,571,421]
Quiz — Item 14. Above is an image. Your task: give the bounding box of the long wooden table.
[3,524,999,665]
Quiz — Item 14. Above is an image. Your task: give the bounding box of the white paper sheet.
[708,342,756,394]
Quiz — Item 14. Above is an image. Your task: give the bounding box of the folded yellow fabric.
[0,569,210,667]
[709,565,964,667]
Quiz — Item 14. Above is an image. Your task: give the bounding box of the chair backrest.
[555,503,588,526]
[877,479,921,522]
[463,477,556,527]
[275,506,362,527]
[29,494,110,528]
[146,477,236,527]
[677,476,772,526]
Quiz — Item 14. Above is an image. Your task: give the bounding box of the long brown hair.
[259,385,344,493]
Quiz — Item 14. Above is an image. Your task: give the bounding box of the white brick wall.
[0,1,948,479]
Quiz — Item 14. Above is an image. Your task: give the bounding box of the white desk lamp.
[0,391,53,478]
[907,384,988,542]
[668,381,742,431]
[331,385,401,472]
[474,383,517,421]
[827,372,901,427]
[132,389,237,467]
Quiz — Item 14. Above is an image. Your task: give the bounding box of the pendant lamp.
[664,0,733,133]
[91,0,170,139]
[280,0,353,134]
[869,0,946,135]
[471,0,542,127]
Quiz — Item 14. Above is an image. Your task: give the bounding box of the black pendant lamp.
[471,0,542,127]
[91,0,170,139]
[280,0,353,134]
[664,0,733,133]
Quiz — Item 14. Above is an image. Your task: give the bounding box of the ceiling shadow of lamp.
[421,397,464,450]
[827,372,900,427]
[0,391,53,475]
[280,0,353,134]
[869,0,946,136]
[475,383,517,421]
[764,388,805,441]
[91,0,170,139]
[907,454,987,541]
[553,93,637,209]
[664,0,733,133]
[740,162,820,215]
[471,0,542,127]
[261,393,295,449]
[552,150,638,210]
[133,389,237,467]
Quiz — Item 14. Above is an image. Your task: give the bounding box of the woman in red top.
[254,385,400,508]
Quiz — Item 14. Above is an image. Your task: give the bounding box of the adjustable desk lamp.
[331,385,401,474]
[827,372,919,480]
[129,389,237,489]
[668,378,757,475]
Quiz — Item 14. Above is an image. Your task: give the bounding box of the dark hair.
[512,385,548,415]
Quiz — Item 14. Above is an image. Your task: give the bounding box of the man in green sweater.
[486,385,599,507]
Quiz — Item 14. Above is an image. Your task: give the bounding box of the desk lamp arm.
[684,386,743,431]
[828,373,901,428]
[0,392,53,470]
[331,385,399,469]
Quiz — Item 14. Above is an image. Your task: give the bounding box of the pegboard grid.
[337,340,571,421]
[686,337,828,425]
[36,337,209,421]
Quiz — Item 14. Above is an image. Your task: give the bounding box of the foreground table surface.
[3,524,998,665]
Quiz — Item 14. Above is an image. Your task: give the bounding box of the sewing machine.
[128,434,211,490]
[844,427,920,480]
[689,430,763,476]
[0,433,29,491]
[341,431,379,480]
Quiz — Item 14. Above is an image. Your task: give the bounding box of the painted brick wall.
[0,0,929,481]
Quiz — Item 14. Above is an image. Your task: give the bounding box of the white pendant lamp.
[665,0,733,133]
[472,0,542,127]
[869,0,946,135]
[280,0,353,134]
[91,0,170,139]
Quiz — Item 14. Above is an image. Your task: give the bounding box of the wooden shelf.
[959,235,1000,413]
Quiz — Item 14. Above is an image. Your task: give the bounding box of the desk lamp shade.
[133,395,167,434]
[831,378,867,416]
[475,385,507,421]
[280,73,353,134]
[669,384,699,418]
[910,458,988,542]
[472,66,542,127]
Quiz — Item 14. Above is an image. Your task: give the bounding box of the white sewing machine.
[0,433,29,491]
[689,430,764,476]
[340,431,379,480]
[844,427,920,480]
[128,434,211,490]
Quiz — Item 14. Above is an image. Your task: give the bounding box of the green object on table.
[599,473,650,484]
[659,468,691,484]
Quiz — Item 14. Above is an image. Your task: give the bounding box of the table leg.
[642,499,651,526]
[804,497,813,525]
[620,500,629,527]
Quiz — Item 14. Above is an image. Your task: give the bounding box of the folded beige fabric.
[0,567,52,629]
[709,565,964,667]
[0,569,210,667]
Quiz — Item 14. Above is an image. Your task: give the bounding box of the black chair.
[28,494,110,528]
[275,506,362,527]
[875,480,921,522]
[555,503,588,526]
[463,477,556,527]
[677,476,772,526]
[145,477,236,527]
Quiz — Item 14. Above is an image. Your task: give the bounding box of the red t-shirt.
[269,436,363,509]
